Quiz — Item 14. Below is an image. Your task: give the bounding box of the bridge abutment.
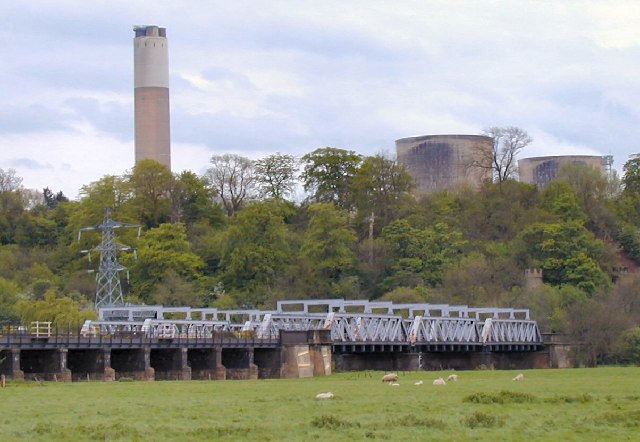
[188,347,226,380]
[111,348,155,380]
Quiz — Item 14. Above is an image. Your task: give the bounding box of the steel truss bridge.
[90,299,543,352]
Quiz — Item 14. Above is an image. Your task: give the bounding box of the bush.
[463,391,536,404]
[462,411,504,429]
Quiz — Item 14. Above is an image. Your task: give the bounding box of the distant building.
[395,135,493,194]
[518,155,607,188]
[133,25,171,170]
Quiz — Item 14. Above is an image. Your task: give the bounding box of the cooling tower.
[133,25,171,169]
[395,135,493,194]
[518,155,607,188]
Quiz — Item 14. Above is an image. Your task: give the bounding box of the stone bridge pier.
[111,348,154,380]
[222,349,258,380]
[151,348,191,380]
[0,349,24,380]
[67,349,115,381]
[19,349,72,381]
[188,347,226,380]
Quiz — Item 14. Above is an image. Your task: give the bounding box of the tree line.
[2,144,640,366]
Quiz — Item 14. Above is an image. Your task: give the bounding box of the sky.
[1,0,640,199]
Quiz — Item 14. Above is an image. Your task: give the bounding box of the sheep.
[315,392,334,399]
[512,373,524,381]
[414,380,424,386]
[432,377,446,385]
[381,373,399,383]
[447,374,459,382]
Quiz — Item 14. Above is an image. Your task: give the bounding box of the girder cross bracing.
[94,299,543,346]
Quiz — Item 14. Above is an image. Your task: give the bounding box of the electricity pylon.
[79,208,140,309]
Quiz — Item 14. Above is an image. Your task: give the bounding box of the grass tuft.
[462,411,505,428]
[463,390,536,404]
[543,393,594,404]
[386,414,447,429]
[311,414,359,429]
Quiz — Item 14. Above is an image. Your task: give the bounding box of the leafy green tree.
[381,219,466,289]
[299,203,359,297]
[126,160,175,228]
[14,289,96,328]
[538,180,586,223]
[301,147,362,210]
[351,154,415,235]
[0,277,20,321]
[254,153,299,200]
[516,221,609,294]
[171,171,223,226]
[131,223,204,302]
[219,200,295,306]
[622,156,640,194]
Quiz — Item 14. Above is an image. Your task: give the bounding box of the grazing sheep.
[447,374,459,382]
[414,380,424,386]
[315,392,334,399]
[512,373,524,381]
[432,377,446,385]
[390,382,400,387]
[381,373,399,383]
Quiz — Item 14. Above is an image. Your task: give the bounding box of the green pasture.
[1,367,639,441]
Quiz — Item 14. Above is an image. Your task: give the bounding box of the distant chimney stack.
[133,25,171,169]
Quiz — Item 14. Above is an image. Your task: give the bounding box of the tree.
[622,155,640,194]
[170,171,223,226]
[300,147,362,209]
[131,223,205,302]
[206,154,255,216]
[516,221,609,294]
[474,126,533,183]
[299,203,359,297]
[126,160,174,228]
[351,154,415,234]
[219,200,295,306]
[254,153,299,200]
[380,219,466,289]
[43,187,69,209]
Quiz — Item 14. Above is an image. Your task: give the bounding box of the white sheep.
[315,392,334,399]
[381,373,399,383]
[432,377,446,385]
[414,380,424,386]
[512,373,524,381]
[447,374,458,382]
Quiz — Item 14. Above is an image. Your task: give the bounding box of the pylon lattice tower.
[79,208,140,309]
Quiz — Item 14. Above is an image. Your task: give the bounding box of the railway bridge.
[0,299,556,382]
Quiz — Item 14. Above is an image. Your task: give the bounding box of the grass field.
[0,367,639,441]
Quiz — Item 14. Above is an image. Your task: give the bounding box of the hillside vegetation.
[2,150,640,365]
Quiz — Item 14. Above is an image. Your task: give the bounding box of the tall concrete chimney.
[133,25,171,169]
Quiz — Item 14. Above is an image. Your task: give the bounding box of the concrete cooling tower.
[133,25,171,170]
[395,135,494,194]
[518,155,607,188]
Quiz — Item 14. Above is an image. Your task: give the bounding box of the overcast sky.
[1,1,639,199]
